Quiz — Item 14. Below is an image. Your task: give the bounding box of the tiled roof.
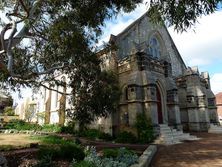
[216,92,222,104]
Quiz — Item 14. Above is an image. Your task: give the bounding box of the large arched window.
[148,36,161,59]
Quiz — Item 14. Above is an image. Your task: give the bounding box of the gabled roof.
[108,11,186,68]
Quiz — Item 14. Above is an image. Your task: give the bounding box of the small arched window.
[148,36,161,59]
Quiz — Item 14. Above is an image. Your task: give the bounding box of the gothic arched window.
[148,36,161,59]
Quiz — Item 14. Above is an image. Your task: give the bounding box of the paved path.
[151,133,222,167]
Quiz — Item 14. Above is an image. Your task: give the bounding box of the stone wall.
[216,93,222,121]
[114,13,186,77]
[177,68,216,131]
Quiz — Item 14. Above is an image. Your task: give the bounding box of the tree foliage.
[148,0,221,32]
[0,0,220,86]
[68,70,121,129]
[0,0,221,126]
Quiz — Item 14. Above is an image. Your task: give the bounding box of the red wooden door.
[157,88,163,124]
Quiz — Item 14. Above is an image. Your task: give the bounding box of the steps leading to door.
[208,124,222,133]
[155,124,200,145]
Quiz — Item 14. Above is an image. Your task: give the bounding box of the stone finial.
[191,66,199,74]
[201,72,209,79]
[109,34,117,44]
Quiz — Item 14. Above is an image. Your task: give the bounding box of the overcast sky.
[11,2,222,104]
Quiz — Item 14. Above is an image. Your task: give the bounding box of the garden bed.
[0,133,151,167]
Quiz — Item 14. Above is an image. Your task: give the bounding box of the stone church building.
[97,12,218,134]
[15,12,218,135]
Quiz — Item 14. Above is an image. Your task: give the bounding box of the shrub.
[60,125,75,134]
[115,131,137,144]
[135,113,154,143]
[32,135,73,145]
[59,143,85,161]
[84,147,138,167]
[34,155,55,167]
[98,132,113,141]
[77,129,113,141]
[37,146,60,160]
[5,119,41,131]
[103,148,119,158]
[41,124,61,132]
[116,147,138,166]
[80,129,101,140]
[38,143,85,162]
[71,160,97,167]
[3,107,15,116]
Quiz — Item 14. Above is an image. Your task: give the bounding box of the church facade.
[97,13,218,134]
[15,13,218,135]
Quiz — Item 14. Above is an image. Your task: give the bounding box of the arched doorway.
[156,87,163,124]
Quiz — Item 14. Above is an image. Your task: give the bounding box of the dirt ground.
[0,134,38,147]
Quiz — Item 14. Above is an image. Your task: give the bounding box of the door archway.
[156,87,163,124]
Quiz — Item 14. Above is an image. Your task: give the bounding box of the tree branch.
[7,21,17,73]
[0,24,11,53]
[18,0,30,17]
[39,83,71,96]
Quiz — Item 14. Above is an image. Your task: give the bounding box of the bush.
[41,124,61,132]
[80,129,101,140]
[60,125,75,134]
[34,155,54,167]
[84,147,138,167]
[115,131,137,144]
[5,119,41,131]
[103,148,119,158]
[71,160,97,167]
[34,135,70,145]
[3,107,15,116]
[59,143,85,161]
[78,129,113,141]
[38,143,85,162]
[135,113,154,143]
[98,132,113,141]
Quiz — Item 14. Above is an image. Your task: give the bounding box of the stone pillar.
[144,84,158,125]
[188,96,210,131]
[44,90,51,124]
[58,85,66,126]
[167,89,182,129]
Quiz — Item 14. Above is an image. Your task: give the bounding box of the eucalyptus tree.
[0,0,220,86]
[0,0,141,126]
[0,0,221,126]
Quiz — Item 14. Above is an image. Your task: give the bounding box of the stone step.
[160,128,171,131]
[159,124,169,128]
[208,124,222,133]
[161,130,172,133]
[208,130,222,133]
[155,124,200,145]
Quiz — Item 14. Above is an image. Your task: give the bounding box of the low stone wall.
[131,145,157,167]
[0,129,54,135]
